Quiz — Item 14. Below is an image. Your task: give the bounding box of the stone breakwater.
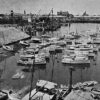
[0,26,29,46]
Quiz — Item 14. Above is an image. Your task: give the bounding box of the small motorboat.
[62,55,90,65]
[56,40,66,47]
[73,81,98,89]
[88,53,95,59]
[39,42,51,48]
[41,35,51,38]
[55,46,63,53]
[2,45,14,52]
[7,90,21,100]
[35,58,46,65]
[19,41,30,46]
[0,90,8,100]
[28,57,46,65]
[61,58,73,64]
[20,54,34,59]
[82,81,98,87]
[17,60,28,66]
[12,72,25,79]
[30,37,41,43]
[38,52,50,59]
[17,57,46,66]
[25,48,39,54]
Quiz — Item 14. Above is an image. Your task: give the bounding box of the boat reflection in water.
[21,64,46,73]
[62,62,90,68]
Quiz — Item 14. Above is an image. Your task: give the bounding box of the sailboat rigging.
[51,8,53,37]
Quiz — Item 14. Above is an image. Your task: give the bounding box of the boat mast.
[75,28,77,43]
[50,51,55,82]
[29,49,35,100]
[68,22,71,35]
[51,8,53,37]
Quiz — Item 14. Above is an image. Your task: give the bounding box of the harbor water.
[0,23,100,92]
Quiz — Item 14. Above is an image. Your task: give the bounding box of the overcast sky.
[0,0,100,15]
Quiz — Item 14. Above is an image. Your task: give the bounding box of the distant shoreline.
[65,20,100,23]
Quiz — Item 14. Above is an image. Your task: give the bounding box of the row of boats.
[17,42,98,67]
[1,27,100,100]
[14,46,97,70]
[1,79,99,100]
[61,44,98,65]
[19,29,100,100]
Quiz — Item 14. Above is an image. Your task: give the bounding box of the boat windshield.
[36,86,57,95]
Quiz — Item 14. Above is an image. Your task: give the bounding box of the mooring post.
[68,66,74,93]
[29,49,35,100]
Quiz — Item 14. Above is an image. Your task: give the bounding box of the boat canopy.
[36,80,57,90]
[31,92,54,100]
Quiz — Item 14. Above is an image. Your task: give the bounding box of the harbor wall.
[0,26,30,46]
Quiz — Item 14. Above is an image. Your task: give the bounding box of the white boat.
[68,46,75,50]
[48,37,59,42]
[93,38,100,44]
[82,81,98,87]
[24,48,39,54]
[55,46,63,53]
[20,54,34,59]
[19,41,30,46]
[41,35,51,38]
[75,55,88,61]
[56,40,66,46]
[17,57,46,66]
[74,50,89,56]
[39,42,51,47]
[62,54,75,59]
[73,55,90,64]
[49,46,56,54]
[0,90,8,100]
[7,90,21,100]
[38,52,50,59]
[17,60,28,65]
[28,58,46,65]
[62,59,90,65]
[22,80,57,100]
[78,47,92,51]
[30,37,41,43]
[73,81,98,89]
[66,35,74,39]
[2,45,14,52]
[64,48,75,54]
[12,72,25,79]
[62,56,90,64]
[88,53,95,59]
[61,58,73,64]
